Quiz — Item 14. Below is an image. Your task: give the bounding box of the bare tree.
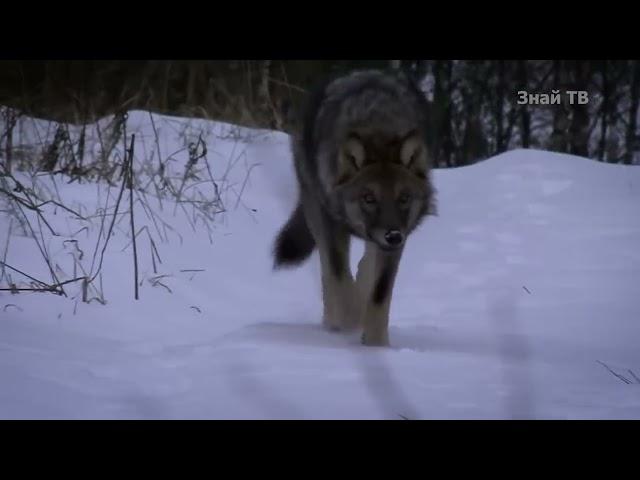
[516,60,531,148]
[568,60,591,157]
[548,60,570,153]
[624,60,640,165]
[597,60,610,161]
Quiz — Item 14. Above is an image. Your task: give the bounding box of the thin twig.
[597,361,632,384]
[0,260,49,288]
[126,133,139,300]
[233,162,260,210]
[149,234,158,274]
[0,287,60,293]
[0,173,86,221]
[627,370,640,384]
[0,186,57,236]
[0,218,13,283]
[0,276,84,294]
[88,139,129,284]
[148,111,165,173]
[3,303,23,312]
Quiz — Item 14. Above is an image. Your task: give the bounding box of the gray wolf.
[273,69,437,346]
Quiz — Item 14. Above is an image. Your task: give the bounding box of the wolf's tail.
[273,202,316,268]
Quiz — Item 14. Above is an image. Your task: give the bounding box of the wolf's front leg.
[356,242,403,346]
[302,197,360,331]
[319,265,359,331]
[315,224,359,331]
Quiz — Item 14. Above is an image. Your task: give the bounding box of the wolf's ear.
[335,135,366,185]
[400,132,428,178]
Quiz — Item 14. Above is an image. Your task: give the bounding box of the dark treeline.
[423,59,640,167]
[1,60,638,167]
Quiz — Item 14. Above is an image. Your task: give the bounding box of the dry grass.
[0,101,261,304]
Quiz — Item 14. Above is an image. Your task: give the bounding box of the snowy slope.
[1,112,639,419]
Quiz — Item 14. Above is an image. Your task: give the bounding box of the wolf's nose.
[384,230,403,246]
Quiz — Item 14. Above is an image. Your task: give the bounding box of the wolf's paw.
[323,312,349,332]
[324,319,358,333]
[323,304,361,332]
[323,319,343,332]
[361,330,390,347]
[340,297,363,332]
[340,314,361,332]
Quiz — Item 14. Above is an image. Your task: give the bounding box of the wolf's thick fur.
[273,70,436,346]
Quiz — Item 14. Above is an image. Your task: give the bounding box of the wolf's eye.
[398,192,412,205]
[362,192,377,205]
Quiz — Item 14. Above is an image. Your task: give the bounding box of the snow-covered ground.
[1,111,639,419]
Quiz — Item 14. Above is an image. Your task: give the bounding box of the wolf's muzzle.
[384,229,404,248]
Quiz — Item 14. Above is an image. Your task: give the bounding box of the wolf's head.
[330,130,435,251]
